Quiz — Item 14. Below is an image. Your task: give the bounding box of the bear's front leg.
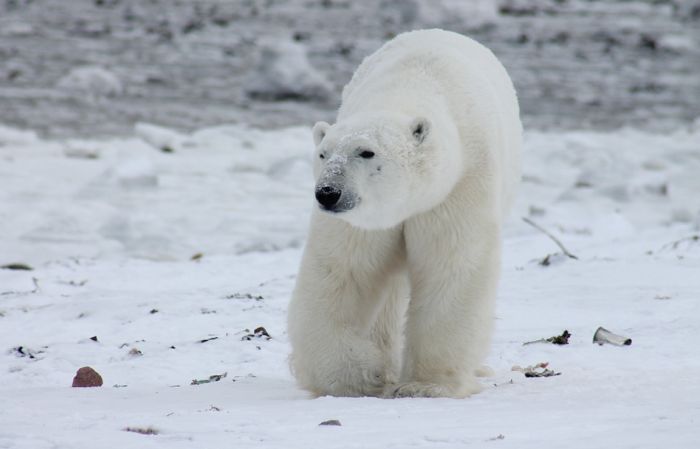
[288,215,404,397]
[288,300,389,397]
[391,210,502,398]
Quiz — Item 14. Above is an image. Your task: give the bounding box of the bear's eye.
[359,150,375,159]
[319,154,325,159]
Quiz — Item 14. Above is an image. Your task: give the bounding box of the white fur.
[287,29,522,398]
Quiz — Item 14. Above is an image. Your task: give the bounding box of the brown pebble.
[72,366,103,387]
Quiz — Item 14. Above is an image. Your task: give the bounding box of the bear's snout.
[315,185,342,210]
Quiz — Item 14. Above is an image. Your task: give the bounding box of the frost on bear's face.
[310,114,459,230]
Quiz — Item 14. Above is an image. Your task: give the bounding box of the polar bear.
[287,29,521,398]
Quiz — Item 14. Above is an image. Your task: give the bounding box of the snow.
[1,121,700,448]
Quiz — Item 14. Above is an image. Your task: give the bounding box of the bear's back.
[342,29,514,111]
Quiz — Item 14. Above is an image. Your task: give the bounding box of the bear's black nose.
[315,185,342,209]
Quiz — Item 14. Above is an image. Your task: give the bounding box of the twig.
[1,277,41,296]
[523,330,571,346]
[522,217,578,260]
[522,338,548,346]
[123,426,159,435]
[31,277,40,293]
[658,234,699,252]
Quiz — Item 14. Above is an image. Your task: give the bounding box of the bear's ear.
[312,121,331,146]
[410,118,430,144]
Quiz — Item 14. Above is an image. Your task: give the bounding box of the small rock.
[319,419,342,426]
[72,366,103,387]
[1,263,33,271]
[123,426,158,435]
[241,326,271,341]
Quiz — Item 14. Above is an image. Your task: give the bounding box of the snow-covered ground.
[1,121,700,448]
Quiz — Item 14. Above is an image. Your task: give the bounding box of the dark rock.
[1,263,33,271]
[319,419,342,426]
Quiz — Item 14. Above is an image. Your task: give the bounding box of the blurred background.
[1,0,699,137]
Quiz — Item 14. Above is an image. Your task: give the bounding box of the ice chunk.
[244,40,333,102]
[57,66,123,97]
[134,122,188,152]
[0,124,39,145]
[115,155,157,188]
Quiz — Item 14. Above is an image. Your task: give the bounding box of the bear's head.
[311,112,463,230]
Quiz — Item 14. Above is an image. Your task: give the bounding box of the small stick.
[658,235,699,252]
[522,217,578,260]
[523,338,548,346]
[31,277,40,293]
